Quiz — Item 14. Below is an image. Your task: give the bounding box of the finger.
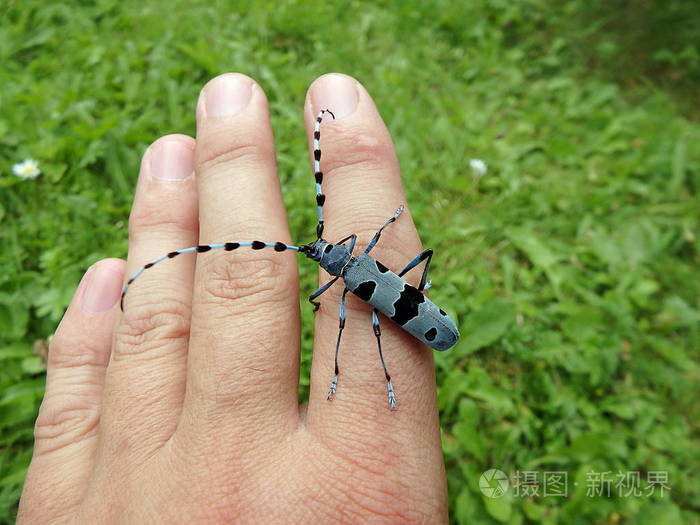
[304,75,443,446]
[18,259,124,523]
[178,74,300,448]
[102,135,197,459]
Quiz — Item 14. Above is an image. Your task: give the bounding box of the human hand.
[18,73,447,524]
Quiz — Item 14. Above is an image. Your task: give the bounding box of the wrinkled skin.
[18,73,448,524]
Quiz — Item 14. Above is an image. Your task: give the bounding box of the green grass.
[1,1,699,523]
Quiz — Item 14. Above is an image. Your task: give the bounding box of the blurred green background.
[1,0,699,523]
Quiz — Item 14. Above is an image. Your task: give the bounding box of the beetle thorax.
[300,239,353,277]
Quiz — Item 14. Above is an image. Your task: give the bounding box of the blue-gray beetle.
[121,108,459,410]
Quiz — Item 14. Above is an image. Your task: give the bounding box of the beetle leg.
[327,288,349,401]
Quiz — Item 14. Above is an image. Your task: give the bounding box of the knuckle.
[323,128,395,176]
[115,296,190,358]
[128,205,197,243]
[34,399,100,454]
[197,138,273,177]
[47,334,109,369]
[197,251,295,311]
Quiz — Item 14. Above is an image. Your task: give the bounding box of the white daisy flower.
[12,159,41,179]
[469,158,487,178]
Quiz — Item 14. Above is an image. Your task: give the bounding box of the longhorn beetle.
[120,109,460,410]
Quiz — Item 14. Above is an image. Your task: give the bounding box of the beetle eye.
[324,244,333,254]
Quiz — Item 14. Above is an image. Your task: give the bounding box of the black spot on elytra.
[439,308,447,316]
[390,284,425,325]
[425,327,437,341]
[315,171,323,184]
[353,280,377,302]
[274,242,287,252]
[252,241,266,250]
[167,251,180,258]
[144,262,154,269]
[375,260,390,273]
[225,242,239,251]
[316,194,326,206]
[314,149,321,161]
[197,245,211,253]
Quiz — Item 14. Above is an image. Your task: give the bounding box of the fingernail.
[149,140,194,181]
[202,74,253,118]
[82,263,122,313]
[310,74,359,119]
